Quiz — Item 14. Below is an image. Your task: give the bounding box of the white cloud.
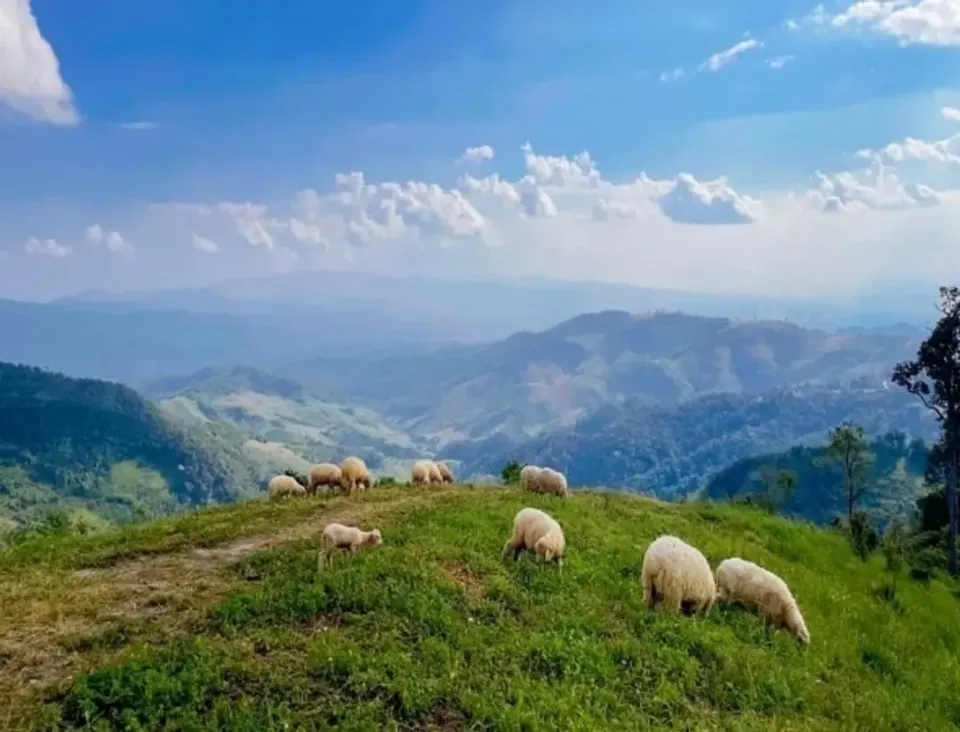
[700,38,763,72]
[85,224,134,254]
[659,67,685,82]
[24,236,70,258]
[191,233,219,254]
[458,145,494,164]
[942,106,960,121]
[806,0,960,46]
[0,0,78,125]
[121,111,960,299]
[117,121,158,131]
[767,54,796,69]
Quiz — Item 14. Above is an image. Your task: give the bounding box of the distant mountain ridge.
[284,310,921,445]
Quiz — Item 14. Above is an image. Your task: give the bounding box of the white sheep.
[519,465,542,492]
[318,522,383,568]
[339,456,371,494]
[411,459,435,487]
[502,507,565,568]
[537,467,569,497]
[641,535,716,614]
[307,462,342,495]
[267,474,307,501]
[715,558,810,645]
[427,460,443,484]
[436,461,454,484]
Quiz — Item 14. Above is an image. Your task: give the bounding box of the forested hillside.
[705,431,931,524]
[449,384,937,496]
[0,362,263,530]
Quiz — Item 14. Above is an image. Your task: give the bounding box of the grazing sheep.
[641,535,716,615]
[537,467,569,497]
[427,460,443,484]
[411,459,435,487]
[318,522,383,568]
[502,507,565,568]
[520,465,542,492]
[436,461,454,484]
[268,474,307,500]
[715,558,810,645]
[339,456,371,495]
[357,473,373,491]
[307,462,342,495]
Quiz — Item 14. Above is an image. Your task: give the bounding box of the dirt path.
[0,489,453,727]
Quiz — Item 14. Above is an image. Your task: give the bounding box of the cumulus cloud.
[0,0,79,125]
[458,145,494,164]
[24,236,70,258]
[805,0,960,46]
[191,233,219,254]
[700,38,763,72]
[85,224,134,254]
[118,109,960,299]
[942,106,960,121]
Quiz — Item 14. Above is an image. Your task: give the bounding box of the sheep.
[641,535,716,615]
[519,465,542,492]
[307,462,342,495]
[357,473,372,491]
[267,474,307,500]
[339,456,371,495]
[715,557,810,645]
[502,507,565,569]
[436,461,454,484]
[537,467,569,497]
[318,522,383,568]
[427,460,443,484]
[411,459,435,487]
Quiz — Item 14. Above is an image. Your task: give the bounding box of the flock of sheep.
[289,459,811,647]
[266,456,455,500]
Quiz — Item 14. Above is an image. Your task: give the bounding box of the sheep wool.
[307,462,342,495]
[503,507,566,567]
[641,535,716,614]
[426,460,444,484]
[538,467,569,497]
[520,465,542,492]
[436,461,454,484]
[339,456,371,494]
[267,474,307,500]
[318,522,383,568]
[411,459,435,487]
[715,558,810,644]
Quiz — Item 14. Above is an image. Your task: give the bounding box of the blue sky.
[3,0,960,302]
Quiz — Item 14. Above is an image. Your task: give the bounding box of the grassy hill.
[148,365,425,470]
[1,486,958,730]
[0,362,266,530]
[449,384,937,497]
[283,310,921,445]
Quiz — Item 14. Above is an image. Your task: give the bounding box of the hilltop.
[1,486,958,730]
[284,310,920,445]
[147,365,425,473]
[0,362,265,529]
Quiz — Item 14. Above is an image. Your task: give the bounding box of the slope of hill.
[0,362,264,529]
[448,384,938,497]
[284,310,920,444]
[149,365,424,468]
[704,431,931,524]
[2,487,958,729]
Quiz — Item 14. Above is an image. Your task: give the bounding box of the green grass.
[6,487,960,730]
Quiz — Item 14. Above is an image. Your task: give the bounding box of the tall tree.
[893,286,960,576]
[824,422,874,523]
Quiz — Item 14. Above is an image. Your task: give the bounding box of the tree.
[501,460,522,485]
[823,422,874,523]
[892,286,960,576]
[750,466,798,513]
